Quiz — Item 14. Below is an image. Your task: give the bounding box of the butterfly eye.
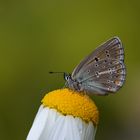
[65,75,70,81]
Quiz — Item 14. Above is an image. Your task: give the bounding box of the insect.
[50,37,126,95]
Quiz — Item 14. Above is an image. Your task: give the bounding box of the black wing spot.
[105,50,109,54]
[104,60,107,63]
[95,64,98,67]
[107,80,110,83]
[87,70,90,73]
[95,57,98,61]
[107,54,110,57]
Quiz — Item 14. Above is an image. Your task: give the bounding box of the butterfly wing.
[71,37,126,95]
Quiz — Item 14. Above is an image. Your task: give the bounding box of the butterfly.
[50,37,126,95]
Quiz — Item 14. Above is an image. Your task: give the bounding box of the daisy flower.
[26,88,99,140]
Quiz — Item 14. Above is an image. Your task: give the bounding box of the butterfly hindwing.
[71,37,126,95]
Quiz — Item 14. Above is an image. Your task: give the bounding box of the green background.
[0,0,140,140]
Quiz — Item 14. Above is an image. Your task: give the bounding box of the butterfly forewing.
[71,37,126,95]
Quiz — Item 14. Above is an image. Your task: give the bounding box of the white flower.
[26,89,99,140]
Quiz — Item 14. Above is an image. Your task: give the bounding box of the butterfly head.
[49,71,72,82]
[64,73,71,81]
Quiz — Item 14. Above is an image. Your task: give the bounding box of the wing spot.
[95,71,99,78]
[105,50,109,54]
[104,60,107,63]
[114,80,121,86]
[107,54,110,57]
[95,64,98,67]
[87,70,90,73]
[95,57,98,61]
[107,80,110,83]
[108,86,112,91]
[102,65,105,68]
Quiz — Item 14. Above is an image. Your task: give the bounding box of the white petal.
[39,108,60,140]
[27,106,96,140]
[74,117,88,140]
[47,115,64,139]
[34,105,44,122]
[85,122,96,140]
[67,116,81,140]
[26,106,49,140]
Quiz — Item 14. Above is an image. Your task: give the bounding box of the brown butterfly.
[50,37,126,95]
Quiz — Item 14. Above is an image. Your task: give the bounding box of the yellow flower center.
[41,88,99,125]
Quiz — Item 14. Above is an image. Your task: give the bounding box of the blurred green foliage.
[0,0,140,140]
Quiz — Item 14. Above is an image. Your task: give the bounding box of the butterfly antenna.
[49,71,68,80]
[49,71,65,74]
